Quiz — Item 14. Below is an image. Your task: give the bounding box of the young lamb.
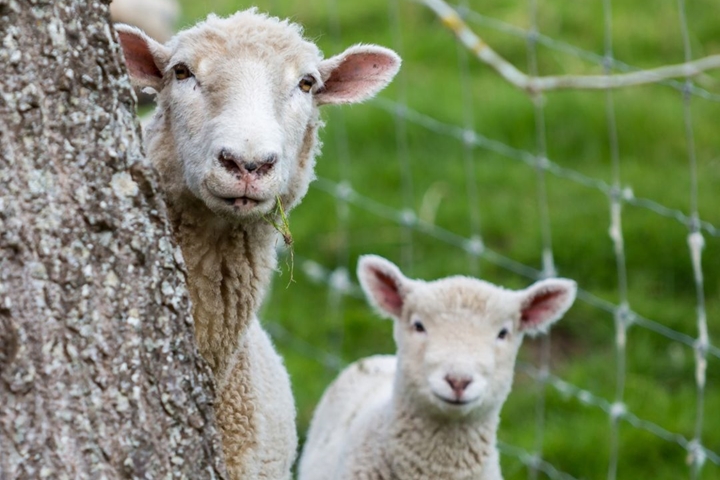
[299,255,577,480]
[115,10,400,480]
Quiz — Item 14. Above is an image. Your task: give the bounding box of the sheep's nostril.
[445,375,472,397]
[218,150,277,175]
[218,149,243,173]
[256,153,278,174]
[264,153,278,165]
[221,158,238,172]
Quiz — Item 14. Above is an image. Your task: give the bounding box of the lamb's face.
[116,10,400,222]
[357,255,577,420]
[395,281,527,418]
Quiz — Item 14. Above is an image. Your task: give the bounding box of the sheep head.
[357,255,577,419]
[115,9,400,222]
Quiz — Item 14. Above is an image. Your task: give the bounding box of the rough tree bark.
[0,1,226,478]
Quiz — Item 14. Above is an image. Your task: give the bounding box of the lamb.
[115,10,400,480]
[298,255,577,480]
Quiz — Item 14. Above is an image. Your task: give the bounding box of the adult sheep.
[299,255,577,480]
[115,10,400,480]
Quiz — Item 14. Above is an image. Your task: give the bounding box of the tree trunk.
[0,1,226,478]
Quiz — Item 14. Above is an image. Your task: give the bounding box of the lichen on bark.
[0,1,226,478]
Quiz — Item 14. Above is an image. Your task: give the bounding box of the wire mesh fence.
[172,0,719,478]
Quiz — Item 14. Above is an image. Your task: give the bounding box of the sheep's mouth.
[433,393,474,406]
[222,196,262,208]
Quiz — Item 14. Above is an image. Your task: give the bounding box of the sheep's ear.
[357,255,409,320]
[518,279,577,335]
[115,24,170,91]
[316,45,401,106]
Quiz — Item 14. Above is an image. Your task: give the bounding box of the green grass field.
[162,1,720,478]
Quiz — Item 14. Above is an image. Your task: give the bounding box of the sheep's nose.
[218,149,244,173]
[244,153,278,174]
[445,375,472,397]
[218,149,278,175]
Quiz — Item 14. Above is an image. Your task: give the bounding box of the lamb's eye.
[497,328,509,340]
[299,75,315,93]
[174,64,193,80]
[412,321,426,333]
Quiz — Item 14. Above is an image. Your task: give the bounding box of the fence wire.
[266,0,719,478]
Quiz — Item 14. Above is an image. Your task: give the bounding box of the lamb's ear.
[115,24,170,91]
[518,279,577,335]
[357,255,410,320]
[316,45,401,106]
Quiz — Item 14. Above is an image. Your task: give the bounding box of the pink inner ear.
[323,53,397,102]
[371,267,403,315]
[118,31,162,81]
[520,290,564,329]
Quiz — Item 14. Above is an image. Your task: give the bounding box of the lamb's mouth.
[433,393,474,406]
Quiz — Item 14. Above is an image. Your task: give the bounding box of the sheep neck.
[144,107,290,380]
[168,195,279,378]
[382,393,502,480]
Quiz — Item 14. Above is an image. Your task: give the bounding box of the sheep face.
[115,10,400,222]
[155,25,322,221]
[357,255,577,420]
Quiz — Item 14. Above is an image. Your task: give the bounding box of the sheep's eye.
[497,328,509,340]
[412,321,426,333]
[174,64,193,80]
[299,75,315,93]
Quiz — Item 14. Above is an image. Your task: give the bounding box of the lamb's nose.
[445,375,472,397]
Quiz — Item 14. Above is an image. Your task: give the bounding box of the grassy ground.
[162,1,720,478]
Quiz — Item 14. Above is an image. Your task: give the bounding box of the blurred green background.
[134,0,720,478]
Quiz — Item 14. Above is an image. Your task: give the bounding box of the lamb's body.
[302,355,395,475]
[299,256,577,480]
[117,10,400,479]
[302,355,501,480]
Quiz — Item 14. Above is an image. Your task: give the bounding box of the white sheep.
[299,255,577,480]
[115,10,400,480]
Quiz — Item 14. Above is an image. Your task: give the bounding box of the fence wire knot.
[687,440,707,469]
[400,208,417,226]
[465,235,484,256]
[614,303,634,329]
[335,181,353,201]
[610,402,627,421]
[535,155,550,170]
[621,186,634,201]
[462,129,477,147]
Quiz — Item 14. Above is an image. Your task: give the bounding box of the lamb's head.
[357,255,577,419]
[116,9,400,222]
